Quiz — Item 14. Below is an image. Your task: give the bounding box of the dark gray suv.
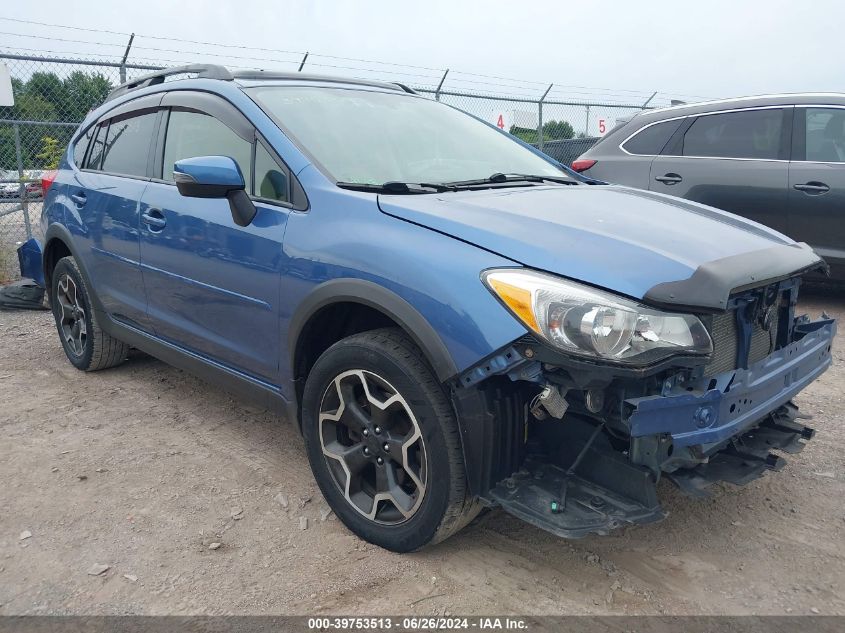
[572,94,845,280]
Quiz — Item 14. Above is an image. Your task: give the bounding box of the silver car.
[572,93,845,280]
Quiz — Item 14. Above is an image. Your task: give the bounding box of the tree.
[63,71,113,122]
[508,125,539,144]
[0,70,114,171]
[542,119,574,140]
[35,136,64,169]
[25,72,67,109]
[509,118,575,144]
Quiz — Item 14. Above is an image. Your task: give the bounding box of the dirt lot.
[0,287,843,616]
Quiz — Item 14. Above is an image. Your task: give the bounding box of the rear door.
[591,117,685,187]
[649,107,791,234]
[69,95,162,331]
[787,106,845,276]
[138,91,291,383]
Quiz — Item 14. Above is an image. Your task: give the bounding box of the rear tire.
[302,328,479,552]
[50,256,129,371]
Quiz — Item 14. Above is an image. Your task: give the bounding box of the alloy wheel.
[318,369,428,525]
[56,274,87,357]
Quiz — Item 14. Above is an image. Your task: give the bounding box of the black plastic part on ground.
[0,278,47,310]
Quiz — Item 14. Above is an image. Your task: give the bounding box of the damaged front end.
[454,271,835,539]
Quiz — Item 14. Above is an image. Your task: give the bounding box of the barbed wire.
[0,16,716,104]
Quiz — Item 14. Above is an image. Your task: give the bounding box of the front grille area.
[702,307,780,375]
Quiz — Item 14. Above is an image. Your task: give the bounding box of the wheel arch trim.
[42,224,105,312]
[288,278,459,384]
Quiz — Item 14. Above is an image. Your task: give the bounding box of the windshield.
[246,86,568,185]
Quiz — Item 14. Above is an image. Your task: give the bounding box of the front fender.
[280,174,530,388]
[288,278,458,382]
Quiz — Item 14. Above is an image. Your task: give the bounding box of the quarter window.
[162,110,252,183]
[682,109,783,160]
[73,126,94,169]
[802,108,845,162]
[254,142,289,203]
[621,119,683,155]
[84,122,107,170]
[100,111,158,177]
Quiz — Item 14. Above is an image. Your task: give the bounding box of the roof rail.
[230,70,417,94]
[105,64,234,102]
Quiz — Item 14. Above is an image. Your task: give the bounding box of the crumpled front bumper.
[626,318,836,448]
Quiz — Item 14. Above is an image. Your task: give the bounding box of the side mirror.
[173,156,256,227]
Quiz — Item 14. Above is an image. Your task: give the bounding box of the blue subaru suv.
[38,64,835,552]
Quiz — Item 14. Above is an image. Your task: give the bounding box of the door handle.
[141,208,167,230]
[793,181,830,195]
[655,173,683,185]
[70,192,87,207]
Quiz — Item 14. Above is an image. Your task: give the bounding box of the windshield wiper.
[337,173,576,195]
[336,181,455,194]
[444,172,577,189]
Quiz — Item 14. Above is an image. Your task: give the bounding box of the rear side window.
[100,111,158,177]
[682,109,783,160]
[162,110,252,183]
[73,126,94,168]
[84,123,108,170]
[622,119,684,155]
[802,107,845,162]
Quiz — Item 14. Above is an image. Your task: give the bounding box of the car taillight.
[41,170,57,194]
[571,159,597,173]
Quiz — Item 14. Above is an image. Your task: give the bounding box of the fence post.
[119,33,135,84]
[537,83,553,152]
[13,124,32,240]
[435,69,449,101]
[585,104,590,137]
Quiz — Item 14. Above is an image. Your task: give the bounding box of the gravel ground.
[0,286,843,616]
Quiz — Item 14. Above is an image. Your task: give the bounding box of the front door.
[650,107,791,234]
[139,104,291,383]
[788,106,845,276]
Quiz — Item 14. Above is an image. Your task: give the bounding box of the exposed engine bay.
[454,276,836,538]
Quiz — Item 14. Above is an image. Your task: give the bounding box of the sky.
[1,0,844,107]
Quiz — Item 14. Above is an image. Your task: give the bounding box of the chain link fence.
[0,52,652,282]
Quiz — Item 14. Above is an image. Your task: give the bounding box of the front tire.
[50,256,129,371]
[302,328,478,552]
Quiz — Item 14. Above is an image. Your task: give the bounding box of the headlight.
[483,269,712,365]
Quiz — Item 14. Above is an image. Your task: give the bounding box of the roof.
[105,63,416,102]
[635,92,845,124]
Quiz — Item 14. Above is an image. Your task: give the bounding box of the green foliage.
[0,70,114,170]
[509,119,575,144]
[509,126,539,143]
[542,119,574,140]
[63,71,113,122]
[35,136,64,170]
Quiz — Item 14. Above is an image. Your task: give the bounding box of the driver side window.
[162,109,253,183]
